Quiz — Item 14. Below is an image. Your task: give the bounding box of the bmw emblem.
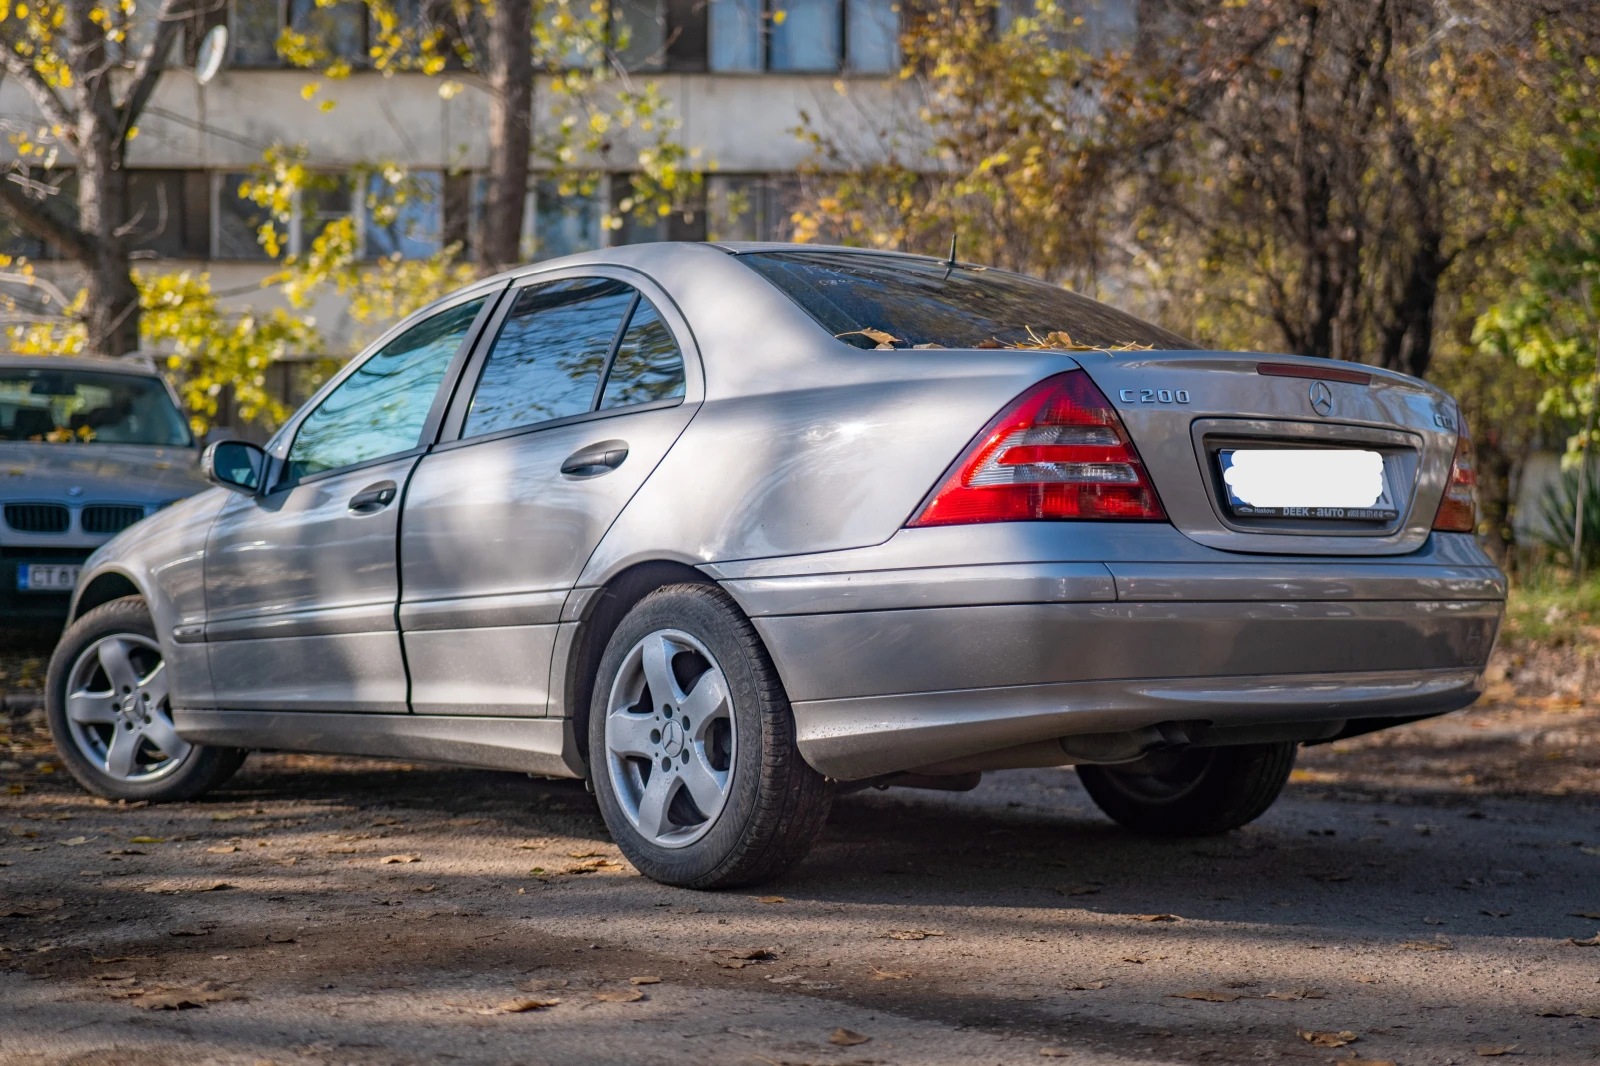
[67,486,83,496]
[1308,381,1334,417]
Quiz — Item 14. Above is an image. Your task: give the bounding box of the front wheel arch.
[72,570,142,623]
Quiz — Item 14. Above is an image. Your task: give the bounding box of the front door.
[399,272,699,716]
[204,291,497,712]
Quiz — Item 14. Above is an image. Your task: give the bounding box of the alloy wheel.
[603,628,737,848]
[63,633,190,782]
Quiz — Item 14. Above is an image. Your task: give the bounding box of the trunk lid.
[1071,350,1461,556]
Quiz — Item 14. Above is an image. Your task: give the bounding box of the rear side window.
[288,296,485,480]
[740,251,1194,351]
[464,279,635,438]
[600,296,686,410]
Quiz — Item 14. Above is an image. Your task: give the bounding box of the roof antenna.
[943,230,958,279]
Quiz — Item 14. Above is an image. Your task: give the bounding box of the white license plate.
[1219,448,1398,521]
[17,564,81,591]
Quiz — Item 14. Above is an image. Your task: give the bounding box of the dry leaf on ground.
[1300,1030,1359,1048]
[1335,1059,1397,1066]
[0,898,63,917]
[264,934,296,944]
[629,976,661,985]
[324,846,357,854]
[594,989,645,1003]
[1058,884,1101,896]
[1477,1046,1518,1057]
[1570,911,1600,919]
[1536,1006,1600,1018]
[1400,938,1454,951]
[870,967,911,980]
[129,984,244,1010]
[757,896,786,904]
[1132,914,1182,922]
[1171,989,1244,1002]
[1569,932,1600,946]
[829,1028,871,1046]
[1263,989,1326,1000]
[91,955,151,963]
[1481,909,1512,918]
[883,929,944,940]
[380,854,420,864]
[1039,1050,1070,1058]
[491,998,559,1013]
[128,837,163,844]
[206,845,239,854]
[166,927,209,937]
[60,836,89,846]
[1064,980,1110,990]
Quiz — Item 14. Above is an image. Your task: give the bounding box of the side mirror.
[202,440,266,494]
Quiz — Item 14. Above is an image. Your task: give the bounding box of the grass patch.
[1503,574,1600,645]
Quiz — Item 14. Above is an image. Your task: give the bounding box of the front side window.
[739,251,1194,351]
[463,279,636,438]
[287,297,485,480]
[0,369,191,446]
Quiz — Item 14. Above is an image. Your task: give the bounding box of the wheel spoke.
[679,755,727,818]
[634,768,677,839]
[65,690,118,724]
[681,670,729,733]
[138,660,170,708]
[639,633,683,708]
[104,725,141,778]
[140,713,191,762]
[606,709,658,760]
[96,638,140,694]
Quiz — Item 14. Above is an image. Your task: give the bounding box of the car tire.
[1076,742,1297,836]
[588,583,831,889]
[46,596,247,802]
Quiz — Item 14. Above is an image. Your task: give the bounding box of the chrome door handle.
[560,440,628,479]
[348,480,398,513]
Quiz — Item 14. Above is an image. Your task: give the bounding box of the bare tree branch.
[0,173,94,258]
[0,48,77,136]
[117,0,188,150]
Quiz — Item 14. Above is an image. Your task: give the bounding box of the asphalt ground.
[3,691,1599,1066]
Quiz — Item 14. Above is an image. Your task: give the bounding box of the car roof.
[0,352,163,377]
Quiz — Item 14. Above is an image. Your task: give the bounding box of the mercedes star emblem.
[1308,380,1334,417]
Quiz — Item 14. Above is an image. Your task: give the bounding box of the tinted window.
[600,297,685,409]
[0,369,190,446]
[463,279,634,438]
[288,297,484,480]
[740,251,1194,351]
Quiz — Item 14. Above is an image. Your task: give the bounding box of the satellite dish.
[196,24,228,85]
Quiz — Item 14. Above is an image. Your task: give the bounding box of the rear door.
[204,289,500,712]
[399,269,700,716]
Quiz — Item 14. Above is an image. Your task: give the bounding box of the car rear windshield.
[739,250,1195,351]
[0,367,192,446]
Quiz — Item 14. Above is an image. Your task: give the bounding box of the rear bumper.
[713,525,1504,780]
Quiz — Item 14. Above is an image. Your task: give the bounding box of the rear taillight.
[1432,428,1477,533]
[909,370,1166,527]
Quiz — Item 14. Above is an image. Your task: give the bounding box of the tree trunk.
[479,0,534,272]
[68,0,139,356]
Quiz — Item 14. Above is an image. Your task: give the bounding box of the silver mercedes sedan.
[46,243,1504,888]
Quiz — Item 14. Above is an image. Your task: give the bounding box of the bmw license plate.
[1218,448,1399,521]
[17,564,81,591]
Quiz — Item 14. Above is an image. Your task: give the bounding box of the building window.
[534,179,604,261]
[707,174,799,242]
[363,171,442,259]
[708,0,896,73]
[230,0,284,68]
[126,171,210,259]
[612,0,667,70]
[214,173,274,260]
[289,0,368,62]
[293,176,354,255]
[996,0,1138,52]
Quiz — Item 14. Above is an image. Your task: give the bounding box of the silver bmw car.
[46,243,1503,888]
